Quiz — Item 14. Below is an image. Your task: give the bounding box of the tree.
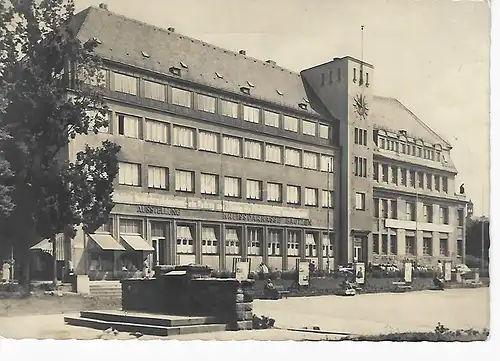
[0,129,14,217]
[0,0,121,287]
[465,217,490,267]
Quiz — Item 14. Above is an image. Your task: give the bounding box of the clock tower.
[301,56,374,266]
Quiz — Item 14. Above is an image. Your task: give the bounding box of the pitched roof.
[71,6,321,117]
[371,96,451,148]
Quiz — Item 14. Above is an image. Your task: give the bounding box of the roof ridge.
[375,95,451,147]
[82,6,300,78]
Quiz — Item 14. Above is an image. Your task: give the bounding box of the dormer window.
[353,67,357,83]
[92,37,102,44]
[247,80,255,88]
[215,72,223,79]
[298,103,308,110]
[180,61,188,69]
[169,66,181,76]
[240,86,250,95]
[365,72,370,87]
[141,51,150,58]
[303,98,310,104]
[276,89,283,96]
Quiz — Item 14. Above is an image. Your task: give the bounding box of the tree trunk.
[52,235,57,286]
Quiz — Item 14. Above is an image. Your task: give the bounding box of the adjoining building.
[59,4,467,280]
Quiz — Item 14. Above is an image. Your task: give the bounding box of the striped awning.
[121,235,154,252]
[88,233,125,251]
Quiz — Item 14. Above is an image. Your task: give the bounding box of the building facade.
[63,5,467,279]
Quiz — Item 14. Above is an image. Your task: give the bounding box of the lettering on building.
[137,205,181,216]
[222,212,312,226]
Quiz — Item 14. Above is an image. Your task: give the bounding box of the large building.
[63,4,467,279]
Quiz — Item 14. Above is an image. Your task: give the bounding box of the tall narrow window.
[355,192,366,210]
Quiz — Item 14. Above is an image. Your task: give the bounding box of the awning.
[202,227,217,241]
[177,226,193,240]
[121,235,155,252]
[30,239,52,252]
[88,233,125,251]
[225,228,239,242]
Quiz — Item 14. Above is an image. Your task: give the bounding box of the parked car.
[337,263,354,274]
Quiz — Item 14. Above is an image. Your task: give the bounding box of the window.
[390,201,397,219]
[373,234,380,254]
[268,230,282,256]
[267,182,282,202]
[283,115,298,132]
[373,162,379,181]
[287,185,300,205]
[305,188,318,206]
[201,227,218,254]
[113,72,137,95]
[143,80,165,101]
[400,168,407,186]
[405,236,415,255]
[440,207,449,225]
[417,171,424,189]
[355,192,366,210]
[145,119,168,144]
[390,235,397,255]
[302,120,316,136]
[265,144,282,163]
[220,99,239,118]
[200,173,218,195]
[287,231,300,256]
[457,209,464,227]
[354,156,367,177]
[354,128,367,145]
[305,233,317,257]
[457,240,463,258]
[320,155,334,172]
[303,152,318,170]
[224,176,241,197]
[85,109,110,134]
[423,237,432,256]
[243,105,260,123]
[80,68,107,87]
[381,234,388,254]
[424,204,433,223]
[442,177,448,193]
[119,162,141,186]
[319,124,329,139]
[406,202,416,221]
[373,198,380,218]
[225,228,240,255]
[382,165,389,182]
[248,229,262,256]
[244,140,262,160]
[176,225,194,254]
[198,131,218,152]
[264,110,279,127]
[175,170,194,192]
[148,166,168,189]
[321,190,334,208]
[197,94,216,113]
[120,219,142,235]
[171,87,192,108]
[434,175,441,191]
[246,180,262,200]
[222,135,241,156]
[381,200,388,219]
[409,171,416,187]
[426,173,432,190]
[172,126,194,148]
[285,148,301,167]
[439,238,448,256]
[391,166,398,184]
[117,114,140,139]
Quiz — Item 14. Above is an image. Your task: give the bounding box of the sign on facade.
[355,262,365,284]
[298,262,310,286]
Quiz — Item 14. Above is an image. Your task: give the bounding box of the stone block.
[235,293,244,303]
[235,320,253,330]
[235,302,253,312]
[236,310,253,321]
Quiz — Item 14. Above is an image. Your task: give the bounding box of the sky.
[74,0,491,216]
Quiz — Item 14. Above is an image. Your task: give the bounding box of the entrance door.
[152,237,167,266]
[353,237,364,263]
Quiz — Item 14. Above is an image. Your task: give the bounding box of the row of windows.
[373,198,451,225]
[373,163,449,193]
[354,128,368,146]
[119,162,335,207]
[354,156,368,177]
[93,70,332,139]
[377,134,443,163]
[373,233,451,257]
[320,67,370,88]
[104,111,335,172]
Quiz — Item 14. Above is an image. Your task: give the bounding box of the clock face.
[353,93,369,119]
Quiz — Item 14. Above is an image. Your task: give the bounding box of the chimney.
[266,60,276,66]
[98,3,108,10]
[168,27,175,32]
[239,50,246,55]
